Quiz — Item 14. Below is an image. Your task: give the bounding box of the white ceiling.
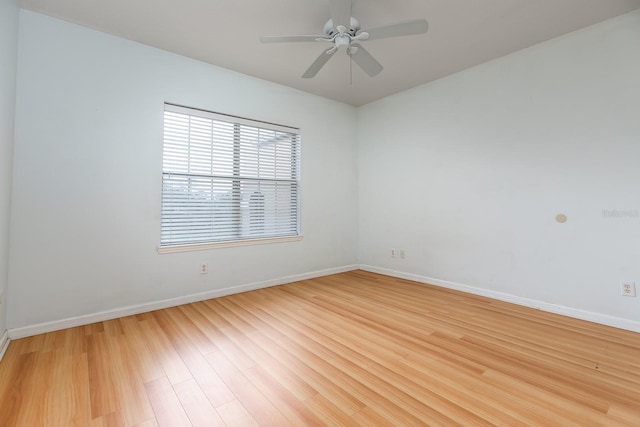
[18,0,640,106]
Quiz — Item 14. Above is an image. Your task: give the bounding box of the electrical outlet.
[399,250,406,259]
[621,281,636,297]
[391,249,396,258]
[200,263,209,275]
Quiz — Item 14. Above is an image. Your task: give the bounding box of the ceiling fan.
[260,0,428,79]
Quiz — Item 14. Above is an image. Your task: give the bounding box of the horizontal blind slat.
[161,105,300,247]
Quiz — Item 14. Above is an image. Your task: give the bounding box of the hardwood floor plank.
[102,319,124,337]
[350,406,401,427]
[205,350,293,426]
[173,379,225,427]
[137,316,192,385]
[86,333,120,420]
[130,419,159,427]
[204,297,318,400]
[242,365,326,426]
[248,329,366,416]
[89,412,124,427]
[105,334,155,426]
[43,351,91,427]
[395,353,558,425]
[1,270,639,426]
[150,307,237,409]
[162,305,237,408]
[215,400,259,426]
[608,403,640,425]
[0,351,35,426]
[302,393,356,427]
[84,322,105,336]
[232,294,367,415]
[12,351,54,426]
[119,317,165,384]
[232,293,444,425]
[481,368,630,426]
[166,307,218,356]
[144,377,192,427]
[68,352,92,427]
[460,334,636,409]
[192,301,258,371]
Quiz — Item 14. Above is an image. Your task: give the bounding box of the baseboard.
[8,264,359,339]
[0,329,9,362]
[359,265,640,334]
[10,263,639,339]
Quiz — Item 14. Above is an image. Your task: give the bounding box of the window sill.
[157,235,303,254]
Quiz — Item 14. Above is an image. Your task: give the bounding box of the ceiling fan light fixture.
[354,31,369,41]
[334,34,351,49]
[260,0,428,79]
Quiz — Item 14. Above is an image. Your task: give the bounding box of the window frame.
[158,103,302,254]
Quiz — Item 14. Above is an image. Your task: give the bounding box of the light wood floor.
[1,271,639,426]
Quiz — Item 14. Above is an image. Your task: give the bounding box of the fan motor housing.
[324,17,360,36]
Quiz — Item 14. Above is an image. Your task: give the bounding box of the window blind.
[161,104,300,247]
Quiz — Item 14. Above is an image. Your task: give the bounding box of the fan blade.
[329,0,352,29]
[361,19,428,41]
[261,35,329,43]
[349,44,383,77]
[302,49,337,78]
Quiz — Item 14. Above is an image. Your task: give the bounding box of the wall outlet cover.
[621,281,636,297]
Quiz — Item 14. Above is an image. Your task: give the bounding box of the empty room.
[1,0,639,425]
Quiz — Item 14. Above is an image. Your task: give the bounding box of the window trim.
[166,104,299,135]
[159,103,302,252]
[157,235,303,254]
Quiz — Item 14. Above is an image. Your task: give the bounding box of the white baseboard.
[359,265,640,334]
[8,264,359,339]
[9,263,639,339]
[0,329,9,362]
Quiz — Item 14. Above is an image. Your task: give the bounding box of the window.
[160,104,300,250]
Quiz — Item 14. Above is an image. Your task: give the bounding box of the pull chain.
[349,53,353,87]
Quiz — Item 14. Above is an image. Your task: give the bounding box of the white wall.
[358,11,640,327]
[8,8,640,334]
[8,11,358,330]
[0,0,19,336]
